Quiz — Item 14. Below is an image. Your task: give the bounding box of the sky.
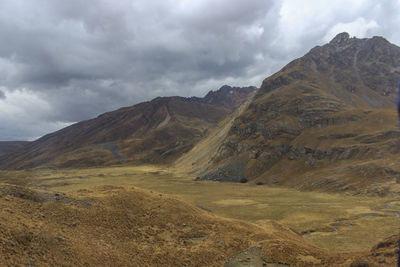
[1,0,400,141]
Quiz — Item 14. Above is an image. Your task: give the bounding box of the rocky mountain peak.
[329,32,350,45]
[203,85,256,109]
[325,32,394,55]
[259,33,400,108]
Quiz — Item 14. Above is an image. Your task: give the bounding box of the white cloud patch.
[323,17,380,42]
[0,89,72,140]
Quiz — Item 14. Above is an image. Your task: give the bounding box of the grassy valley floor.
[1,165,399,253]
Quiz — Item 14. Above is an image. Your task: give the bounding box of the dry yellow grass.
[0,183,376,266]
[1,165,399,252]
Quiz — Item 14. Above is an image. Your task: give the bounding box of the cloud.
[0,0,400,140]
[322,18,380,43]
[0,89,72,140]
[0,90,5,99]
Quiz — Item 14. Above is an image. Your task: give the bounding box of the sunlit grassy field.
[1,165,399,251]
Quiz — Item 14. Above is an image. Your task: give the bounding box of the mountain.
[0,86,255,169]
[196,33,400,196]
[202,85,256,108]
[0,141,30,157]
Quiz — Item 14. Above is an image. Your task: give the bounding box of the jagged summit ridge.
[329,32,390,47]
[139,85,255,109]
[259,32,400,108]
[203,85,256,109]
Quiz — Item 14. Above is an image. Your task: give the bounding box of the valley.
[1,33,400,265]
[1,165,399,253]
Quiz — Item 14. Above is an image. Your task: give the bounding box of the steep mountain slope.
[0,183,396,266]
[0,86,255,169]
[173,88,255,175]
[0,141,30,157]
[197,33,400,195]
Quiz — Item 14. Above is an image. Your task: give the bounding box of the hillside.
[0,183,397,266]
[0,141,30,157]
[0,86,255,169]
[195,33,400,195]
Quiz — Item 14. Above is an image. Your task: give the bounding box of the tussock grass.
[1,165,399,251]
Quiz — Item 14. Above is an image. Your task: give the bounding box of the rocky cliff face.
[0,86,255,169]
[199,33,400,195]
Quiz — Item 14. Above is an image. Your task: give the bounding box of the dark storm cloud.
[1,0,400,140]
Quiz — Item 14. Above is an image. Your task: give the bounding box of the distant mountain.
[202,85,256,108]
[0,86,255,169]
[196,33,400,196]
[0,141,30,157]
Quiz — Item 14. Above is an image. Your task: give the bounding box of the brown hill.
[0,141,30,157]
[0,183,396,266]
[0,86,255,169]
[195,33,400,196]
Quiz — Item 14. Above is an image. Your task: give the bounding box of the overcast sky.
[1,0,400,141]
